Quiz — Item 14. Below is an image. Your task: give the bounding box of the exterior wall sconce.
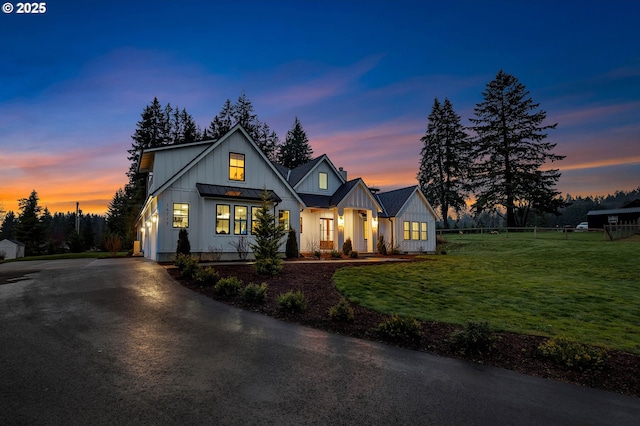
[372,217,378,229]
[338,215,345,228]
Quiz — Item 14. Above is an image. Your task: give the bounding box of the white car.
[576,222,589,231]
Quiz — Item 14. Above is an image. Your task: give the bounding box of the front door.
[320,218,334,250]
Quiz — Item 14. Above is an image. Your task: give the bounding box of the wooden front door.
[320,218,334,250]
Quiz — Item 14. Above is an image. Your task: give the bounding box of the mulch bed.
[167,257,640,397]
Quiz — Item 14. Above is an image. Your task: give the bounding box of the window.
[234,206,248,235]
[403,221,410,240]
[172,203,189,228]
[363,216,368,240]
[279,210,290,231]
[216,204,230,234]
[412,222,419,240]
[251,206,259,234]
[319,172,327,190]
[421,222,428,240]
[229,152,245,181]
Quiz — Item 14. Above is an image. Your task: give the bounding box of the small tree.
[285,229,298,259]
[177,228,191,255]
[250,189,287,275]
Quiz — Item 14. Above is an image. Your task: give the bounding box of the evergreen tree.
[417,98,471,229]
[254,122,280,162]
[0,211,16,240]
[176,228,191,255]
[469,70,565,227]
[15,190,47,255]
[278,117,313,168]
[249,189,287,275]
[207,98,234,140]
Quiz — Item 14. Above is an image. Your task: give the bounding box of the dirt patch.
[168,258,640,397]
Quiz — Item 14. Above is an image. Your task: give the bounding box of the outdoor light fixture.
[338,215,344,228]
[372,217,378,229]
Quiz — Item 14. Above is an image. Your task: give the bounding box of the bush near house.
[177,228,191,255]
[278,290,308,314]
[242,282,268,303]
[342,237,352,255]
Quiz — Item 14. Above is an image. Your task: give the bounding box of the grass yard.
[333,232,640,353]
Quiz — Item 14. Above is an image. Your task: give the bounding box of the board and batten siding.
[393,192,436,253]
[294,160,343,195]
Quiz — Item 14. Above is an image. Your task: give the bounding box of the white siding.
[149,144,209,193]
[295,160,343,195]
[394,192,436,253]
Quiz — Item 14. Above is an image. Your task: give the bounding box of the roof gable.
[377,186,438,219]
[290,154,346,190]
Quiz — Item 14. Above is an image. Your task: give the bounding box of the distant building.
[587,199,640,228]
[0,239,25,260]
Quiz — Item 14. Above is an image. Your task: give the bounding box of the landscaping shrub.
[175,253,199,280]
[377,314,421,342]
[104,233,122,256]
[242,282,268,303]
[214,276,242,297]
[254,257,283,276]
[451,321,496,356]
[349,251,358,258]
[194,266,219,287]
[286,229,299,259]
[342,238,353,255]
[329,298,354,322]
[330,250,342,259]
[538,336,609,370]
[278,290,308,314]
[177,228,191,255]
[377,235,387,255]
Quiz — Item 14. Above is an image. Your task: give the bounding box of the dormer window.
[319,172,327,190]
[229,153,245,181]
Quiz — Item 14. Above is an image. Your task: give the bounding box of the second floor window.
[319,172,327,190]
[229,153,245,181]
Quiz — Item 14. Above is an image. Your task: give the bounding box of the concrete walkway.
[1,258,638,425]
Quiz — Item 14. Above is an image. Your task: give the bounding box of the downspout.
[389,217,394,247]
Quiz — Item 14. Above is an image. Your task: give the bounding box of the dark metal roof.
[587,207,640,216]
[299,193,333,208]
[330,179,359,205]
[288,156,324,186]
[196,183,282,202]
[376,186,418,217]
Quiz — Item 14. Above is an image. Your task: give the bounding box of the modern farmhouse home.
[135,124,437,261]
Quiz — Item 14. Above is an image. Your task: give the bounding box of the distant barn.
[587,199,640,228]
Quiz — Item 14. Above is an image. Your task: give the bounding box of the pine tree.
[417,98,471,229]
[0,210,16,240]
[249,189,287,275]
[278,117,313,168]
[469,70,565,227]
[15,190,46,255]
[207,98,234,140]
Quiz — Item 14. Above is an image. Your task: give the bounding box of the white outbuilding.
[0,239,26,260]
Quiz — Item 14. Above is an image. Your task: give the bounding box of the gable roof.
[285,154,346,188]
[145,124,304,206]
[0,239,24,246]
[376,186,438,219]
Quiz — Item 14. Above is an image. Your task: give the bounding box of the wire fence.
[604,221,640,241]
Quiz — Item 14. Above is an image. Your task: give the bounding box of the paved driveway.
[1,258,638,425]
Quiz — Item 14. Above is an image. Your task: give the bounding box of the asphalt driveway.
[1,258,638,425]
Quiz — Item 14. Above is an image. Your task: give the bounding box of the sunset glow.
[1,1,639,217]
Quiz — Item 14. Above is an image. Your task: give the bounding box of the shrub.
[194,266,219,287]
[451,321,496,356]
[329,298,354,322]
[278,290,308,314]
[104,233,122,256]
[229,236,249,260]
[175,253,199,280]
[254,257,283,276]
[313,250,321,259]
[538,336,609,370]
[242,282,268,303]
[377,235,387,255]
[330,250,342,259]
[214,276,242,297]
[285,229,299,259]
[342,238,353,255]
[349,251,358,258]
[377,314,421,342]
[177,228,191,255]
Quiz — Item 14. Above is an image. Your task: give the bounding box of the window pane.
[234,206,248,235]
[403,221,410,240]
[319,172,327,190]
[229,153,245,181]
[251,206,259,234]
[421,222,428,240]
[279,210,290,231]
[412,222,419,240]
[216,205,230,234]
[172,203,189,228]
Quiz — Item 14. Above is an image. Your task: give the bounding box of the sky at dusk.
[1,0,639,216]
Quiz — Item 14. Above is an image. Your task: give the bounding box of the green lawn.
[333,232,640,353]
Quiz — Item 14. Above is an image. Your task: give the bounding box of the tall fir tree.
[278,117,313,168]
[417,98,470,229]
[0,210,16,240]
[15,190,47,255]
[469,70,565,227]
[249,189,287,275]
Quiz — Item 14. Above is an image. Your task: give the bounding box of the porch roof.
[196,183,282,203]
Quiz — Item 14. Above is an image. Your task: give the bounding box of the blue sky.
[1,0,639,215]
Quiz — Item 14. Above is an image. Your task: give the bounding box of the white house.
[0,239,25,260]
[135,124,437,261]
